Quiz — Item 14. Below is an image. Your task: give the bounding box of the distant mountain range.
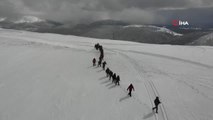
[0,16,213,46]
[0,16,62,31]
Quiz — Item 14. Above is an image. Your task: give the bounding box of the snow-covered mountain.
[0,17,6,22]
[123,25,183,36]
[65,20,183,44]
[0,28,213,120]
[189,32,213,45]
[0,16,45,24]
[0,16,62,31]
[0,19,212,45]
[14,16,45,24]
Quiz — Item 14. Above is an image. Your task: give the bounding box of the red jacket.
[127,84,134,91]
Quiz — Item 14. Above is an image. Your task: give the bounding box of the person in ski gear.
[99,53,104,60]
[92,58,96,66]
[105,68,110,77]
[102,61,107,70]
[152,97,161,113]
[100,50,104,58]
[109,70,113,80]
[99,56,103,63]
[112,73,117,83]
[94,43,100,50]
[98,60,102,67]
[99,45,103,51]
[127,84,134,97]
[115,75,120,85]
[99,45,104,58]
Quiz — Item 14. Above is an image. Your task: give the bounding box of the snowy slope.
[0,29,213,120]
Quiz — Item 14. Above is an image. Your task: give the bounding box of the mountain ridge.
[0,17,212,46]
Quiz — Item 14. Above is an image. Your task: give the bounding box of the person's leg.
[152,105,157,110]
[156,106,158,113]
[129,91,132,97]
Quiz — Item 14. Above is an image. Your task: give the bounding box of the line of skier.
[93,43,161,114]
[105,67,120,86]
[93,43,138,97]
[94,43,104,67]
[93,43,120,86]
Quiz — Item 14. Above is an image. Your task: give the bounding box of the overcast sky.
[1,0,213,24]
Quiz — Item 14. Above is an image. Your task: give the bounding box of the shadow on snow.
[119,95,130,102]
[143,111,155,119]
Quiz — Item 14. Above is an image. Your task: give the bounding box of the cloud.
[110,8,164,24]
[0,0,21,19]
[157,6,213,25]
[0,0,213,24]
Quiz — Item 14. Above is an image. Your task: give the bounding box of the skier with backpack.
[99,52,104,61]
[105,68,110,77]
[127,84,135,97]
[92,58,96,66]
[115,75,120,85]
[102,61,107,70]
[99,56,103,63]
[112,73,117,83]
[109,70,113,80]
[152,97,161,113]
[94,43,100,50]
[98,60,102,67]
[99,45,103,52]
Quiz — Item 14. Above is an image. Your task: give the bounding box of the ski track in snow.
[104,46,213,120]
[1,32,213,70]
[108,49,213,69]
[115,50,213,120]
[116,52,168,120]
[103,46,168,120]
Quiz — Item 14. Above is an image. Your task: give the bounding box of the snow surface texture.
[0,29,213,120]
[123,25,183,36]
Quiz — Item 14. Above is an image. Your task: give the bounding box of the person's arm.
[157,99,161,104]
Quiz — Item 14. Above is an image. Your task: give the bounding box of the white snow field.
[0,28,213,120]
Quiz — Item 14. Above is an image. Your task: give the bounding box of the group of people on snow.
[94,43,104,66]
[93,43,121,86]
[92,43,161,114]
[105,68,120,86]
